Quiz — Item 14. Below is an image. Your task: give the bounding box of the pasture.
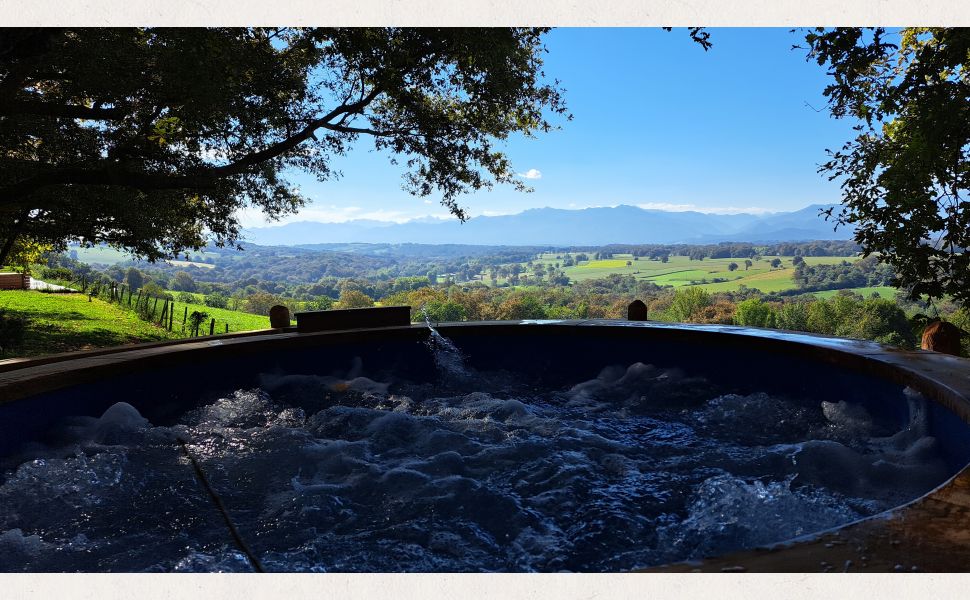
[523,252,861,294]
[0,291,178,357]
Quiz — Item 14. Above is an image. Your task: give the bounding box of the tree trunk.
[0,233,16,267]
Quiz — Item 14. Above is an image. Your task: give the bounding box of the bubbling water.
[0,356,953,572]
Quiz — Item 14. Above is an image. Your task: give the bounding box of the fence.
[60,276,234,339]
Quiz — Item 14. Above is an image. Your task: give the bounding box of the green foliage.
[497,293,547,320]
[188,310,210,336]
[171,271,197,292]
[806,299,838,335]
[734,298,775,328]
[245,291,286,315]
[124,267,144,291]
[204,293,229,309]
[140,282,171,300]
[423,300,467,323]
[304,296,334,311]
[338,289,374,309]
[5,237,51,275]
[0,28,567,261]
[806,27,970,306]
[669,287,712,322]
[851,297,915,347]
[176,291,195,303]
[776,301,810,331]
[0,291,178,357]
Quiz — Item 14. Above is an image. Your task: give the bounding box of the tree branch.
[212,85,383,176]
[0,99,127,120]
[0,86,386,205]
[1,167,217,208]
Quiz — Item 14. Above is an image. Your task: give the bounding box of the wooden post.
[169,304,174,330]
[209,318,215,336]
[160,300,168,325]
[225,323,229,334]
[152,297,158,317]
[182,306,188,333]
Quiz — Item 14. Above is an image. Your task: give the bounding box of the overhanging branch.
[0,99,127,120]
[0,86,386,205]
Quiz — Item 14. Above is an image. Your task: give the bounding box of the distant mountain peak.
[241,204,854,247]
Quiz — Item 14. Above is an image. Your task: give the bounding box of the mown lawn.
[0,291,179,358]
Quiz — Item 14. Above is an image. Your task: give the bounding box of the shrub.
[734,298,775,328]
[204,293,229,309]
[669,287,712,322]
[423,300,467,322]
[339,289,374,309]
[40,266,74,282]
[776,301,810,331]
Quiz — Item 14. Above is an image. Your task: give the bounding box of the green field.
[169,299,274,333]
[0,290,276,359]
[525,253,861,294]
[811,286,899,299]
[0,291,178,357]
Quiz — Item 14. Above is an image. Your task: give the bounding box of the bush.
[304,296,334,311]
[339,289,374,309]
[204,293,229,309]
[187,310,210,336]
[776,301,810,331]
[137,282,171,301]
[669,287,712,322]
[496,293,546,320]
[734,298,775,328]
[692,300,736,324]
[39,266,74,282]
[423,300,467,322]
[176,291,196,303]
[245,291,285,315]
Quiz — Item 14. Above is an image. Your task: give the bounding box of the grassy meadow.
[0,291,179,357]
[512,252,861,294]
[0,290,274,359]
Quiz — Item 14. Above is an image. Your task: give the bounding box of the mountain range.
[242,204,853,247]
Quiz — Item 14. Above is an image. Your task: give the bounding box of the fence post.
[209,318,215,336]
[183,306,188,333]
[160,300,168,326]
[225,323,229,334]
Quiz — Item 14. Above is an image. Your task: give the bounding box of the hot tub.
[1,320,969,572]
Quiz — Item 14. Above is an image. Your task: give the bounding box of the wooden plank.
[295,306,411,332]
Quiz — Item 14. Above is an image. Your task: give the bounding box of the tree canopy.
[805,27,970,306]
[0,27,569,263]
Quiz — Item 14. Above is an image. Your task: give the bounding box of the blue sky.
[241,28,864,228]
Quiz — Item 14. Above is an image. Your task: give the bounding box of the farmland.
[514,252,862,294]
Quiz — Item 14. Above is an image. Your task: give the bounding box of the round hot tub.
[1,320,969,572]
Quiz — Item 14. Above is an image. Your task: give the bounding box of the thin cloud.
[518,168,542,180]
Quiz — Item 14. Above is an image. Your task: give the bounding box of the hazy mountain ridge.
[243,204,853,247]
